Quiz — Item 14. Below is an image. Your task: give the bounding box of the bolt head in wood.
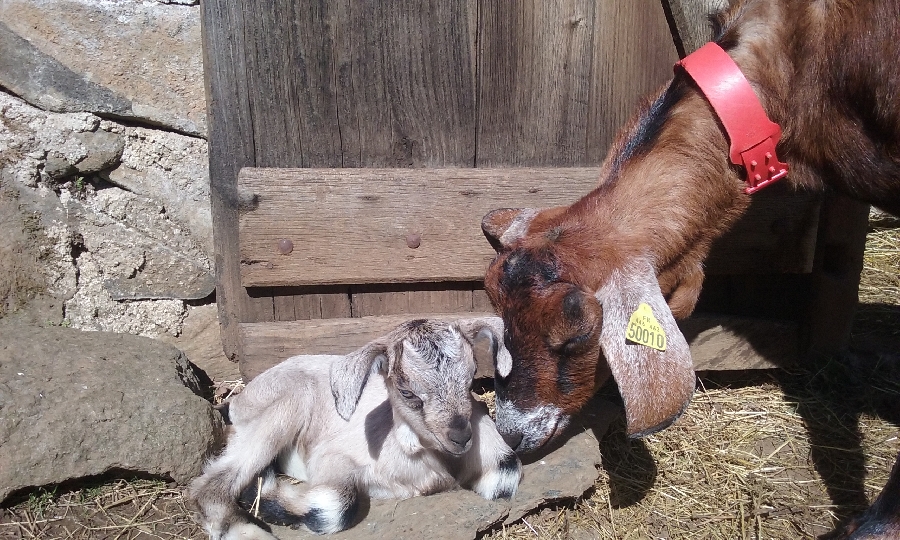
[277,239,294,254]
[406,233,421,249]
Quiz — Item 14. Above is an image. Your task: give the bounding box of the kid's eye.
[399,389,416,400]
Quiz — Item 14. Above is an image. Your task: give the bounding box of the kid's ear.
[453,316,512,379]
[595,261,696,438]
[330,340,390,420]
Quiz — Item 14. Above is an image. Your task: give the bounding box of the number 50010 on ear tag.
[625,303,667,351]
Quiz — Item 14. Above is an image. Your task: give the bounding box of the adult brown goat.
[481,0,899,537]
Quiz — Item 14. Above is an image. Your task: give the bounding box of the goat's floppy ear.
[595,261,696,438]
[454,316,511,378]
[331,340,391,421]
[481,208,538,251]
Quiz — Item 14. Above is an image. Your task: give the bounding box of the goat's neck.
[393,421,425,455]
[554,1,797,290]
[552,85,750,293]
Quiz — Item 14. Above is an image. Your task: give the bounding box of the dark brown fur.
[482,0,900,535]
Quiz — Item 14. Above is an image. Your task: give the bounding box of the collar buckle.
[740,137,789,194]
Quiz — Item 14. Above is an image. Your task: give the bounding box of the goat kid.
[188,318,521,539]
[480,0,898,536]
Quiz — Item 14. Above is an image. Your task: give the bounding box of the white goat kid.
[188,317,522,539]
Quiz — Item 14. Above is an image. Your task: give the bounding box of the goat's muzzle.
[445,415,474,455]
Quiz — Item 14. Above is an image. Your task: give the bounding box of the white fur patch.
[494,399,567,452]
[277,447,308,482]
[223,522,278,540]
[495,348,512,379]
[472,463,522,500]
[306,485,349,534]
[499,208,539,245]
[396,422,423,455]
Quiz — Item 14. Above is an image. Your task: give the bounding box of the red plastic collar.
[675,42,788,194]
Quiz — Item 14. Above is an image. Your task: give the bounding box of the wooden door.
[202,0,679,377]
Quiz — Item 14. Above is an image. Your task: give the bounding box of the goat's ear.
[331,340,390,421]
[595,261,696,438]
[454,317,510,379]
[481,208,538,251]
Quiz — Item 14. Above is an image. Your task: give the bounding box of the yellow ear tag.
[625,303,667,351]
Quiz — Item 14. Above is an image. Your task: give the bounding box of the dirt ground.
[1,221,898,540]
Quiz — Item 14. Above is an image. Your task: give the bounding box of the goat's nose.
[502,431,524,451]
[448,415,472,448]
[448,425,472,447]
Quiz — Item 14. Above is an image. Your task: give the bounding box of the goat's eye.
[398,389,423,409]
[556,333,592,355]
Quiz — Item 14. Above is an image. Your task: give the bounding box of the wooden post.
[804,193,870,358]
[659,0,728,57]
[200,0,256,361]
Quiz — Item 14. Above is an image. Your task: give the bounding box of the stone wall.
[0,0,213,338]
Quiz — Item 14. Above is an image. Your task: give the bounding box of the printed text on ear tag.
[625,303,667,351]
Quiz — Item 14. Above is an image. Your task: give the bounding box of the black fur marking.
[256,499,306,528]
[237,467,274,509]
[493,452,521,499]
[611,80,687,176]
[710,7,742,52]
[301,488,358,535]
[237,483,258,509]
[301,508,330,534]
[405,318,429,330]
[338,490,360,530]
[848,522,891,538]
[500,249,559,291]
[556,357,577,396]
[561,289,583,322]
[237,472,305,528]
[497,452,520,475]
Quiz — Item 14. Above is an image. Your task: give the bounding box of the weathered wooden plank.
[239,168,821,287]
[238,0,356,324]
[201,0,257,361]
[477,0,596,165]
[246,291,275,323]
[239,314,796,380]
[320,292,353,319]
[239,312,494,380]
[225,1,484,329]
[273,295,295,321]
[242,0,342,167]
[339,0,477,167]
[477,0,677,166]
[473,289,494,312]
[351,283,478,317]
[588,0,681,159]
[238,167,598,286]
[679,315,797,371]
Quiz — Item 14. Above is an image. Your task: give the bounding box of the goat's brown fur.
[482,0,900,535]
